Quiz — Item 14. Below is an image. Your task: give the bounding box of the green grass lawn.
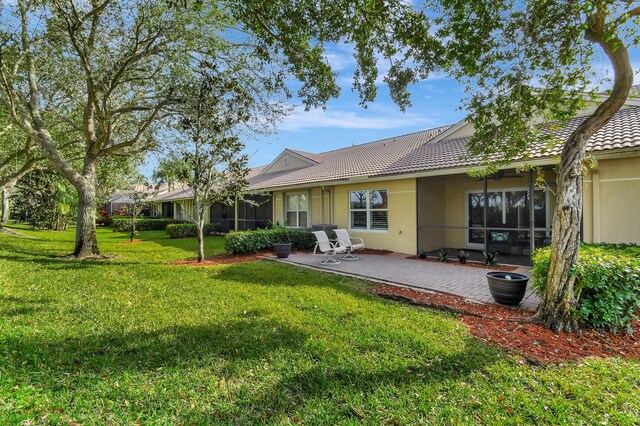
[0,225,638,425]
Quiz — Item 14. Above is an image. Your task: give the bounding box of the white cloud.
[279,106,439,131]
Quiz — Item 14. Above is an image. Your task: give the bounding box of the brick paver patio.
[278,252,540,311]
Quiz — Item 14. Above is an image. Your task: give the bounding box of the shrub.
[110,217,183,232]
[166,223,221,238]
[531,243,640,331]
[482,251,499,266]
[225,228,316,254]
[437,248,449,262]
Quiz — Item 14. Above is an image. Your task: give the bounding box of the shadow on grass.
[1,311,500,422]
[209,261,374,294]
[1,315,308,375]
[0,252,144,270]
[143,234,227,254]
[0,295,52,318]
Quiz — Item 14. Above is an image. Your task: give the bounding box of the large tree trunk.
[533,19,634,332]
[73,159,100,258]
[1,188,10,224]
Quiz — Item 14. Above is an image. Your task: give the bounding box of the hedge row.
[532,243,640,331]
[225,228,316,254]
[166,223,221,239]
[111,217,185,232]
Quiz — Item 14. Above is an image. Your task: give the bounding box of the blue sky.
[243,42,640,169]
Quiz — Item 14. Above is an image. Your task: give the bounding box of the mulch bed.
[370,284,640,364]
[119,239,145,245]
[407,256,519,272]
[172,252,270,266]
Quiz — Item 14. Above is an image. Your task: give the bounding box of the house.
[105,184,171,216]
[149,169,273,232]
[153,94,640,265]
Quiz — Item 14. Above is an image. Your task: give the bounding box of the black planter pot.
[486,271,530,306]
[273,243,292,259]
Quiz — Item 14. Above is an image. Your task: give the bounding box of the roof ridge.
[316,124,455,155]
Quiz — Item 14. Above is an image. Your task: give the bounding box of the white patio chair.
[334,228,365,260]
[312,231,346,264]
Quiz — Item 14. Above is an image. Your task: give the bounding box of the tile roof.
[249,125,453,189]
[150,185,193,202]
[249,106,640,190]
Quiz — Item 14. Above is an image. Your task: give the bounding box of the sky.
[244,46,466,169]
[240,42,640,170]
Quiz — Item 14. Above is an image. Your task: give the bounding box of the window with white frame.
[350,189,388,230]
[285,194,308,228]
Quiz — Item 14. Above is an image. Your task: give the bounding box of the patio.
[279,252,540,311]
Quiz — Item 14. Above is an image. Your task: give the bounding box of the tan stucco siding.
[332,178,417,254]
[584,155,640,244]
[273,178,417,254]
[310,187,323,225]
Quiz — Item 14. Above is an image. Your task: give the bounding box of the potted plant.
[486,271,530,306]
[273,228,292,258]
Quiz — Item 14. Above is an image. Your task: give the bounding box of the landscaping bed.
[370,284,640,365]
[172,253,268,266]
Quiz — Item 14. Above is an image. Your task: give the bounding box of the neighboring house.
[104,184,171,216]
[149,169,273,231]
[153,94,640,265]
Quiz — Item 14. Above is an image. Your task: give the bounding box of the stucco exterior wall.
[332,178,417,254]
[583,154,640,244]
[273,178,417,254]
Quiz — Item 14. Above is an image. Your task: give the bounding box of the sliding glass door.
[466,188,548,253]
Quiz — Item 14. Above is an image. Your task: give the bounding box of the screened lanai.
[417,167,556,266]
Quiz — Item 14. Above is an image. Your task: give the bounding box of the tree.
[0,0,426,257]
[0,1,239,257]
[160,62,283,262]
[121,182,156,243]
[389,1,637,331]
[11,169,77,231]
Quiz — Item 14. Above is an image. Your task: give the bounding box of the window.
[286,194,308,228]
[350,189,388,230]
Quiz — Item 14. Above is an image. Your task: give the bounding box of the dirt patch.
[172,252,269,266]
[370,284,640,364]
[119,239,145,245]
[407,256,519,272]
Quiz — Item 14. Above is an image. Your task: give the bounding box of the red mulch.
[119,239,145,245]
[407,256,518,271]
[172,252,269,266]
[370,284,640,364]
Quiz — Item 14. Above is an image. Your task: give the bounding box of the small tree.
[165,63,282,262]
[121,183,157,243]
